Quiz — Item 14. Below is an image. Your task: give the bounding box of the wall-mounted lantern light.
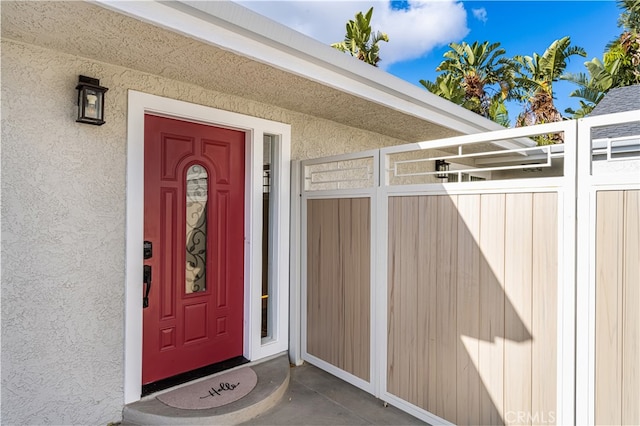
[435,159,449,179]
[76,75,108,126]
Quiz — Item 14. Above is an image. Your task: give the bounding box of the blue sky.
[387,1,622,116]
[238,0,623,119]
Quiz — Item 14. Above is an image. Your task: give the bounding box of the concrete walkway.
[241,363,427,426]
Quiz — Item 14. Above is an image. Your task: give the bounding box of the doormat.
[156,367,257,410]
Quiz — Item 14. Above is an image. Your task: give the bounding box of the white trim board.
[124,90,290,404]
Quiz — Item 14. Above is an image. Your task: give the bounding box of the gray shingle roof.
[590,84,640,116]
[590,84,640,140]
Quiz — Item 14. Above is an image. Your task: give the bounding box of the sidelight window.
[262,135,276,340]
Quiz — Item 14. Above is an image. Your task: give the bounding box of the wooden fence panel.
[595,190,640,425]
[306,198,370,381]
[418,196,439,412]
[387,196,420,402]
[478,194,506,426]
[342,198,371,380]
[456,195,481,425]
[307,199,341,367]
[531,192,558,424]
[621,190,639,425]
[436,196,458,421]
[387,193,558,425]
[504,194,533,425]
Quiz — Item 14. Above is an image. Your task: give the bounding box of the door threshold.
[141,356,249,397]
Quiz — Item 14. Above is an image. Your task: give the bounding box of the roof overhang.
[98,0,504,135]
[3,0,507,142]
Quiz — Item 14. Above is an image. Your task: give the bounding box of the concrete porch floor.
[241,362,427,426]
[124,354,427,425]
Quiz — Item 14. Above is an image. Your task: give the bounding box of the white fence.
[294,110,639,425]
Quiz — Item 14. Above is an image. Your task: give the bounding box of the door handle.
[143,265,152,308]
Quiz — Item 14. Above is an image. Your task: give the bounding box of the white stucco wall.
[1,39,409,424]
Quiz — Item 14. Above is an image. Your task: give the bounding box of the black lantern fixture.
[435,159,450,179]
[76,75,108,125]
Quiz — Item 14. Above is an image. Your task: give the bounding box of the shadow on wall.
[386,192,557,425]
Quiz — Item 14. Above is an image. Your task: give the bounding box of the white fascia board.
[93,0,502,136]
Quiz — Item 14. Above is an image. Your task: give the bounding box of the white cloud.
[236,1,470,68]
[472,7,487,23]
[377,1,469,66]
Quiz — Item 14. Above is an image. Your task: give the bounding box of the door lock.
[144,241,152,260]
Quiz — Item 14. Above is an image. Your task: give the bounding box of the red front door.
[142,114,245,385]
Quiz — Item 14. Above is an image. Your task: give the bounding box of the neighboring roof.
[590,84,640,140]
[590,84,640,116]
[1,0,505,143]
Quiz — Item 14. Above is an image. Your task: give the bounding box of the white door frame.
[124,91,291,404]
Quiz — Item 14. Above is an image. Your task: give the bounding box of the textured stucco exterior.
[1,38,412,424]
[1,0,478,145]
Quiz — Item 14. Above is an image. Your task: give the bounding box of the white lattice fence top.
[303,155,375,191]
[300,111,639,193]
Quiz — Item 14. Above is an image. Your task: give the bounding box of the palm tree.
[514,36,586,131]
[487,97,511,127]
[604,0,640,86]
[420,74,466,105]
[420,41,518,125]
[562,58,620,117]
[331,7,389,67]
[563,1,639,118]
[617,0,640,31]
